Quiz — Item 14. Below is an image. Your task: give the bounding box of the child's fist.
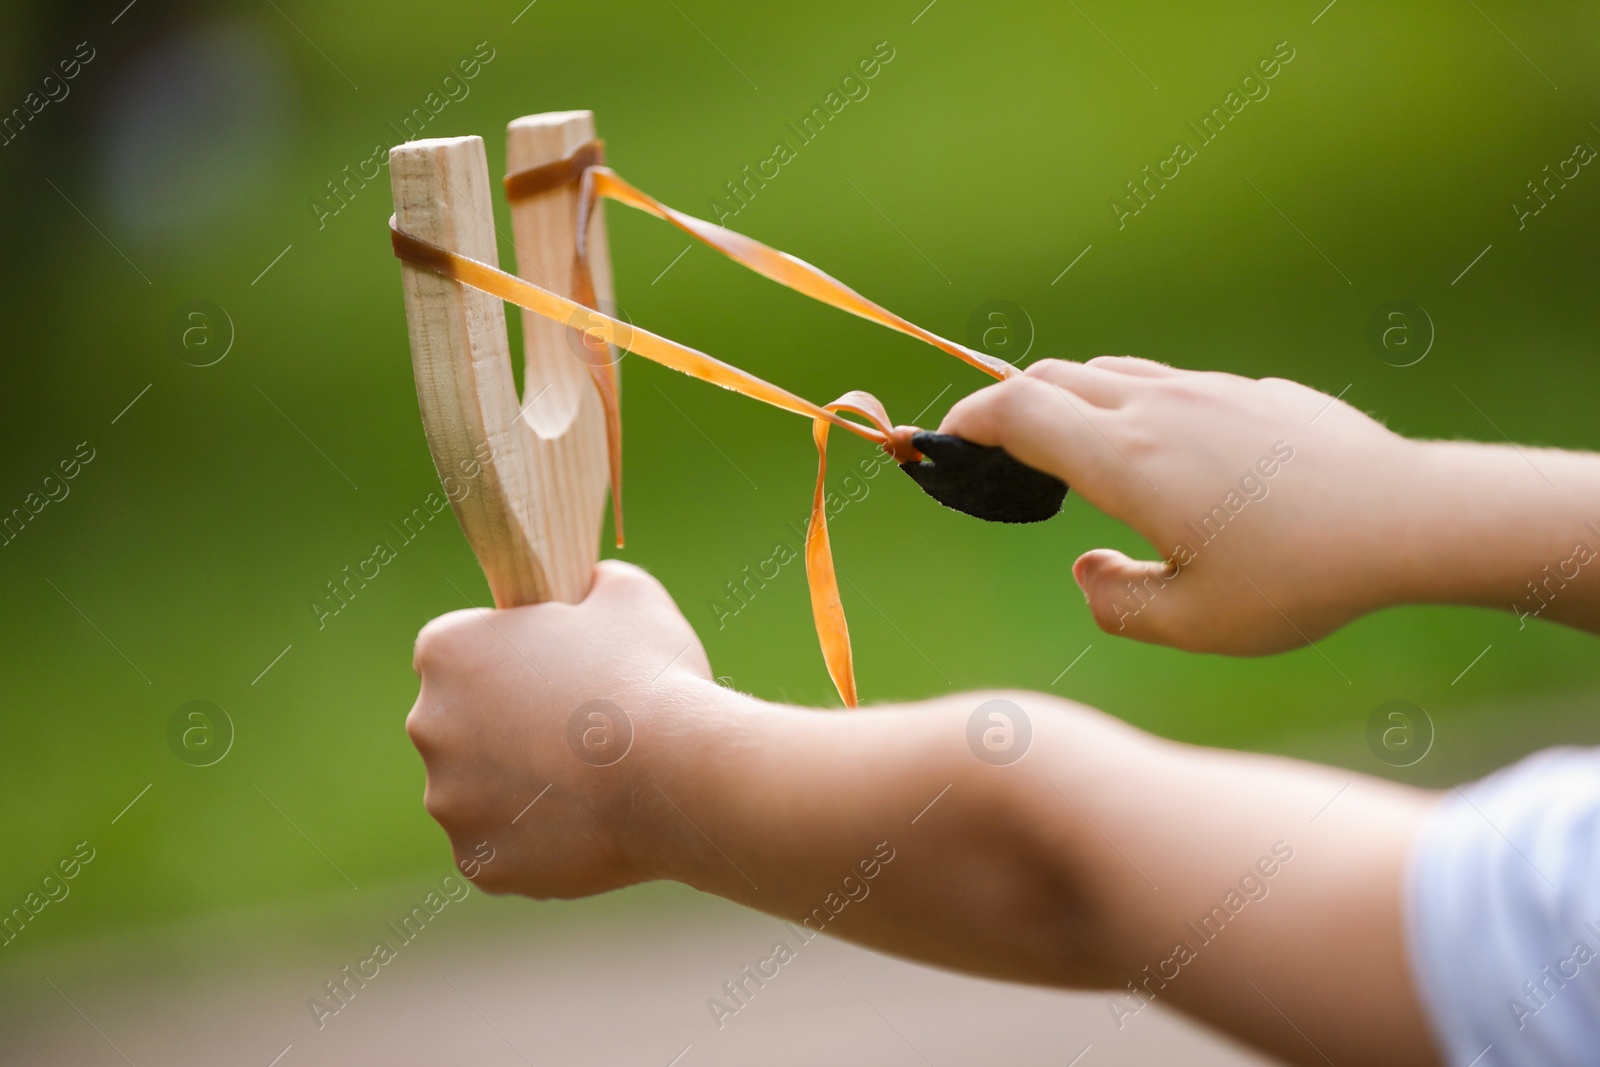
[406,560,711,898]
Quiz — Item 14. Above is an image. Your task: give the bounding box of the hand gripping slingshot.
[389,111,1067,707]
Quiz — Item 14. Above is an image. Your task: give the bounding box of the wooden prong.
[391,132,606,606]
[505,110,614,580]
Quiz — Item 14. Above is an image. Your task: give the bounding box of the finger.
[1022,359,1141,407]
[586,558,670,606]
[1072,548,1185,646]
[939,375,1121,485]
[414,607,489,676]
[405,692,438,759]
[1084,355,1185,379]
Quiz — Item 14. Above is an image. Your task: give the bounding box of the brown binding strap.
[392,139,1013,706]
[501,139,606,202]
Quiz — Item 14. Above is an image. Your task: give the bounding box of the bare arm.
[939,358,1600,650]
[408,563,1441,1066]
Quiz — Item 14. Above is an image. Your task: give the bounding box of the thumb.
[587,558,671,605]
[1072,548,1184,644]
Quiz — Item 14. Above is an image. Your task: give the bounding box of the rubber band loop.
[502,139,606,202]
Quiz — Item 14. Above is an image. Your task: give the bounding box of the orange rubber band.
[392,140,1013,706]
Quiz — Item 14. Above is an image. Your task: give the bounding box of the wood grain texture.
[390,121,611,608]
[505,110,614,594]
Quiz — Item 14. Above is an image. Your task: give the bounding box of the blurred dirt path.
[2,886,1275,1066]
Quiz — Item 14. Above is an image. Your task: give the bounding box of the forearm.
[1388,440,1600,631]
[1076,741,1438,1066]
[622,681,1441,1065]
[623,682,1130,985]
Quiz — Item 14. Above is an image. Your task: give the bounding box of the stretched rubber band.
[392,140,1012,706]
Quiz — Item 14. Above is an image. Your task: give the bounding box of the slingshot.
[390,111,1066,707]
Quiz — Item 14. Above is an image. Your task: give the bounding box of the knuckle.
[1145,377,1213,411]
[987,378,1038,426]
[474,869,512,895]
[458,852,511,894]
[422,782,454,825]
[588,559,666,612]
[1004,372,1056,409]
[1020,358,1071,386]
[611,560,668,602]
[1110,420,1157,458]
[413,609,478,673]
[404,700,432,752]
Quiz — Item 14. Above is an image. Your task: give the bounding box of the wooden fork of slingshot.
[389,109,1069,704]
[389,111,614,607]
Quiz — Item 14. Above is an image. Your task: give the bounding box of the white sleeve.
[1406,747,1600,1067]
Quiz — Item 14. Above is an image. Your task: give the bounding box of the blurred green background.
[2,0,1598,959]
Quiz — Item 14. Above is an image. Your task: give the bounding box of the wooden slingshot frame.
[391,112,612,608]
[389,110,1066,706]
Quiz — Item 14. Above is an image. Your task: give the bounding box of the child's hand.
[941,358,1419,653]
[406,560,711,898]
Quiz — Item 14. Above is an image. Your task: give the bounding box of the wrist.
[1382,438,1593,614]
[616,676,781,888]
[1261,431,1435,629]
[1333,435,1453,614]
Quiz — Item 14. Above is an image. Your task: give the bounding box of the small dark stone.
[898,432,1068,524]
